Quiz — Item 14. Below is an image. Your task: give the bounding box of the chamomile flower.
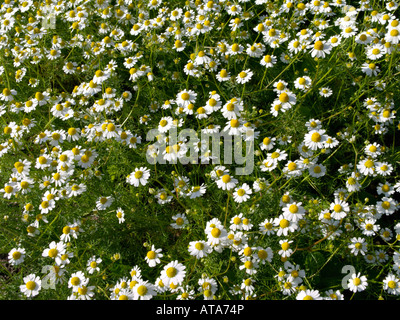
[296,289,322,300]
[274,214,298,236]
[361,62,380,76]
[376,197,397,216]
[380,227,394,242]
[294,76,312,91]
[274,90,297,110]
[171,213,188,229]
[259,136,276,151]
[115,208,125,224]
[259,218,275,236]
[189,184,207,199]
[222,104,243,124]
[377,182,395,196]
[132,280,157,300]
[239,258,259,275]
[96,196,113,211]
[283,160,303,177]
[330,199,350,220]
[360,218,380,237]
[282,202,306,222]
[345,172,361,192]
[198,276,218,300]
[278,239,293,258]
[20,274,42,298]
[236,69,253,84]
[175,285,195,300]
[68,271,89,293]
[309,40,332,58]
[8,247,26,266]
[383,273,400,295]
[230,213,248,231]
[176,89,197,108]
[260,158,278,172]
[256,246,274,264]
[304,129,328,150]
[324,289,344,300]
[308,163,326,178]
[228,42,244,55]
[348,237,368,256]
[42,241,67,265]
[348,272,368,293]
[366,43,385,60]
[188,240,212,259]
[319,87,333,97]
[157,116,174,133]
[47,48,61,60]
[127,167,150,187]
[207,223,228,247]
[260,54,277,68]
[71,284,96,300]
[385,27,400,44]
[216,68,231,82]
[216,173,238,191]
[86,256,102,274]
[160,260,186,287]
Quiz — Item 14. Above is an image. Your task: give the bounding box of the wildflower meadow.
[1,0,400,302]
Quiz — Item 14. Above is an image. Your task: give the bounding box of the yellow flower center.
[26,281,36,291]
[137,285,148,296]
